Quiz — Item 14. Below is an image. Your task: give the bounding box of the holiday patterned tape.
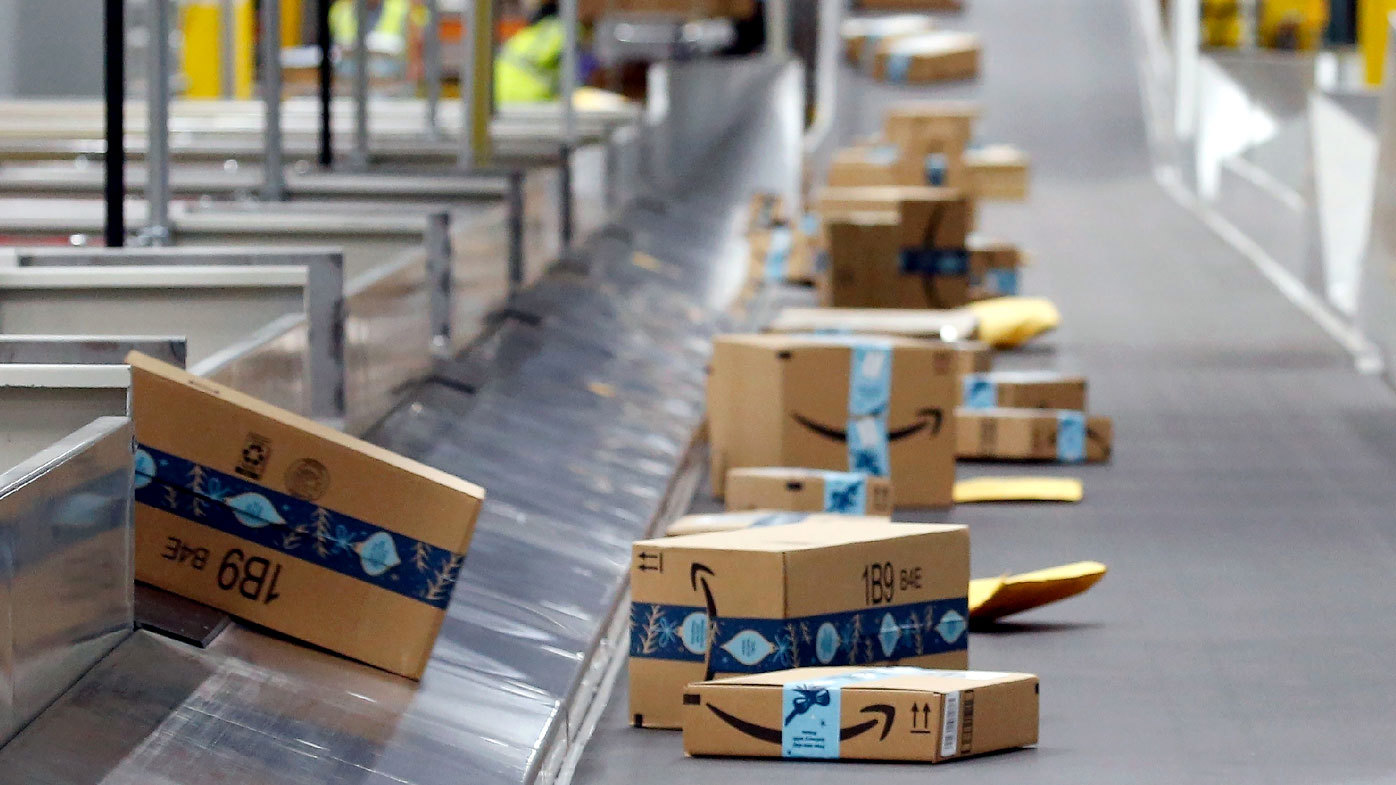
[961,374,998,409]
[629,597,968,672]
[133,444,466,609]
[1056,411,1086,463]
[764,227,793,282]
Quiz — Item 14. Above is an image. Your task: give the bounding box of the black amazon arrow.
[691,563,718,681]
[791,408,945,443]
[705,703,897,745]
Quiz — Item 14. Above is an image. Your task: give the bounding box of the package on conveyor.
[840,14,936,65]
[126,352,483,679]
[815,186,974,309]
[683,666,1038,762]
[707,333,959,506]
[748,223,820,285]
[883,101,979,189]
[956,407,1113,463]
[872,32,981,85]
[967,145,1032,200]
[726,468,895,516]
[667,510,876,537]
[968,236,1023,299]
[629,518,970,728]
[827,145,926,188]
[767,299,1061,349]
[859,0,965,10]
[959,370,1087,410]
[748,192,789,232]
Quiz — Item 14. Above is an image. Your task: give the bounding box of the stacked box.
[873,33,981,85]
[629,518,971,728]
[968,237,1023,299]
[726,468,895,516]
[959,371,1087,410]
[967,145,1031,200]
[955,408,1113,463]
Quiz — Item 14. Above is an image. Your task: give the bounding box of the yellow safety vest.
[329,0,413,49]
[495,17,564,104]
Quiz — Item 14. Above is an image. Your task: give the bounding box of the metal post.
[802,0,841,158]
[423,0,443,138]
[560,0,578,250]
[104,0,125,248]
[261,0,287,200]
[508,169,525,296]
[317,0,333,168]
[145,0,172,245]
[765,0,790,58]
[459,0,477,169]
[352,0,370,169]
[220,0,236,98]
[425,212,453,355]
[304,252,347,422]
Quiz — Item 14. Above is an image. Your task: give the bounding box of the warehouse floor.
[573,0,1396,782]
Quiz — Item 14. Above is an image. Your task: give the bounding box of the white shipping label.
[939,691,962,758]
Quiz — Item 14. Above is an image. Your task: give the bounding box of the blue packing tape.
[925,153,949,186]
[900,248,970,277]
[763,227,793,282]
[886,53,911,83]
[847,342,892,476]
[629,597,970,670]
[1057,411,1087,463]
[961,374,998,409]
[820,471,868,514]
[782,667,929,758]
[133,444,465,609]
[984,267,1020,296]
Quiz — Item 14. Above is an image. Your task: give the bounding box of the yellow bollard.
[179,0,255,98]
[1257,0,1328,50]
[1360,0,1396,86]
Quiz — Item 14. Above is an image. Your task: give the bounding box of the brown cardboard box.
[748,192,788,231]
[683,666,1037,761]
[841,15,937,65]
[884,102,978,189]
[629,518,971,728]
[820,212,971,309]
[959,371,1087,410]
[707,334,959,506]
[873,33,981,84]
[955,407,1112,463]
[967,145,1031,200]
[668,511,862,537]
[827,146,923,188]
[861,0,965,9]
[967,237,1022,300]
[726,468,894,516]
[815,186,972,249]
[127,352,484,679]
[749,226,818,285]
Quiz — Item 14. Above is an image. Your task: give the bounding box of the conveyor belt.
[573,1,1396,783]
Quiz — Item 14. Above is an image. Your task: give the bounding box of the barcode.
[939,691,961,758]
[961,690,975,754]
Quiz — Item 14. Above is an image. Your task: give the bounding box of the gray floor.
[573,0,1396,783]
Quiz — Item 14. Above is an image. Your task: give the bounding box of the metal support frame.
[560,0,578,251]
[15,248,346,424]
[425,211,453,355]
[765,0,790,59]
[262,0,287,199]
[352,0,370,169]
[104,0,125,248]
[318,0,333,168]
[802,0,841,158]
[458,0,494,169]
[508,169,525,296]
[0,336,187,367]
[423,0,443,138]
[220,0,237,98]
[144,0,172,246]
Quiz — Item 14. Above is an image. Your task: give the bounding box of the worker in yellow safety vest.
[495,2,565,103]
[329,0,424,76]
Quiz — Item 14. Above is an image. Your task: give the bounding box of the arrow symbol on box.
[638,552,663,571]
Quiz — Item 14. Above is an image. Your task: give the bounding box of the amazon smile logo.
[705,702,896,744]
[791,408,945,442]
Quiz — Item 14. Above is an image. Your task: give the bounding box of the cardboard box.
[860,0,964,10]
[873,33,981,85]
[815,186,972,249]
[884,102,978,189]
[841,14,937,65]
[767,307,980,343]
[668,511,867,537]
[967,145,1031,200]
[683,666,1038,761]
[821,213,971,309]
[726,468,894,516]
[749,226,818,285]
[127,352,484,679]
[959,371,1087,410]
[955,407,1112,463]
[748,192,788,231]
[707,334,959,505]
[967,236,1022,299]
[827,146,924,188]
[629,518,971,728]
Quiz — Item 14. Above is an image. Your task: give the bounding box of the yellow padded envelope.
[969,561,1107,621]
[953,476,1083,503]
[967,296,1060,348]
